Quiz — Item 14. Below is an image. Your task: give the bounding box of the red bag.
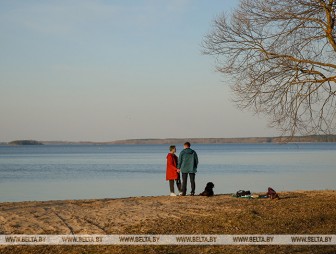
[267,187,279,199]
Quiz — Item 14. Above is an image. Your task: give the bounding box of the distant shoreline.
[2,135,336,145]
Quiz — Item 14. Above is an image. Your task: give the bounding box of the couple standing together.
[166,142,198,196]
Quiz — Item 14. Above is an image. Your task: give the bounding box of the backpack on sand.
[267,187,279,199]
[236,190,251,197]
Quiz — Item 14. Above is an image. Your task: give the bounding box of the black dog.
[199,182,214,197]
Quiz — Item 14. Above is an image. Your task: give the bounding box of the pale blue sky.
[0,0,278,142]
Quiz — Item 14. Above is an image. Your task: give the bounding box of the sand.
[0,190,336,253]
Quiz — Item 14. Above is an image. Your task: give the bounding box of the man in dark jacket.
[178,142,198,196]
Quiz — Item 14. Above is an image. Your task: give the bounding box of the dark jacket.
[178,148,198,173]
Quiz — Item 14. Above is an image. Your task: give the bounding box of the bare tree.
[203,0,336,136]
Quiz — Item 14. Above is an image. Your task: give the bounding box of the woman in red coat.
[166,145,182,196]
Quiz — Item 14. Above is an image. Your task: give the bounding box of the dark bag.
[236,190,251,197]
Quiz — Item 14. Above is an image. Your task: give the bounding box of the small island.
[8,140,44,146]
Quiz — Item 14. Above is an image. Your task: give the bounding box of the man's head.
[184,142,191,149]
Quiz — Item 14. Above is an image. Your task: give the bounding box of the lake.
[0,143,335,202]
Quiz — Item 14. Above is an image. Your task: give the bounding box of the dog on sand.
[199,182,214,197]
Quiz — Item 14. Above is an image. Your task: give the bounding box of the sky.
[0,0,278,142]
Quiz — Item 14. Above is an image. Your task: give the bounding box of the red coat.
[166,153,179,180]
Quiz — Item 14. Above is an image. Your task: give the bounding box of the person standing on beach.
[166,145,182,196]
[178,142,198,196]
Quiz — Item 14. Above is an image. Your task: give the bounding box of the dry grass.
[0,190,336,253]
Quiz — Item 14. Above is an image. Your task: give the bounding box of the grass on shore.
[0,190,336,254]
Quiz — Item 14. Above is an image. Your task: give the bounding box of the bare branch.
[203,0,336,136]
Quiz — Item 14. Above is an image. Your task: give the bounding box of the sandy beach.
[0,190,336,253]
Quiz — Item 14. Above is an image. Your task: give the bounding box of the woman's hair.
[169,145,176,151]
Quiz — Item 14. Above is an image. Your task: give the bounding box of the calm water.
[0,143,335,202]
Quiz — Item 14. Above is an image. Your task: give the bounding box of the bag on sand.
[267,187,279,199]
[236,190,251,197]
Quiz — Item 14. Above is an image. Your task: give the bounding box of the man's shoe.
[170,193,177,196]
[190,193,195,196]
